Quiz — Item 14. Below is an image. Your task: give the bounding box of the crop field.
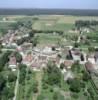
[57,15,98,24]
[33,15,98,32]
[36,33,62,45]
[33,20,73,31]
[0,22,16,36]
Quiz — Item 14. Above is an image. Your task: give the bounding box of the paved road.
[13,69,20,100]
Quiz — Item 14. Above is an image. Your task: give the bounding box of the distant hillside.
[0,9,98,16]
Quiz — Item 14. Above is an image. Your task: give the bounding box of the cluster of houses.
[85,52,98,74]
[0,30,61,71]
[57,46,98,81]
[8,44,62,71]
[1,29,98,83]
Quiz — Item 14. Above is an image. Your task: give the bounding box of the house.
[42,46,55,55]
[87,53,95,64]
[70,48,81,61]
[85,62,96,73]
[86,52,98,70]
[22,53,33,66]
[21,42,32,51]
[82,28,90,33]
[38,55,47,62]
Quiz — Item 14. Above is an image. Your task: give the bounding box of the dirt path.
[33,70,43,100]
[13,70,20,100]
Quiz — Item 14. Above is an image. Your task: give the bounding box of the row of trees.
[18,64,27,84]
[31,29,63,35]
[18,63,39,99]
[0,51,17,99]
[16,30,39,47]
[0,74,16,99]
[75,20,98,28]
[42,61,62,87]
[10,19,33,30]
[0,51,12,71]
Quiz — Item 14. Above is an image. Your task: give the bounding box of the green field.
[0,22,16,36]
[36,33,62,45]
[16,69,36,100]
[32,15,98,32]
[33,20,73,31]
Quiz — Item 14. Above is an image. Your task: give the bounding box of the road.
[1,48,16,52]
[0,20,16,23]
[13,69,20,100]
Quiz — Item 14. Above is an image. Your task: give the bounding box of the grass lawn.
[36,33,62,45]
[39,85,66,100]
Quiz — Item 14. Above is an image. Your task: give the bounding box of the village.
[0,15,98,100]
[1,25,98,78]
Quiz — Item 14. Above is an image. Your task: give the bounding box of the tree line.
[75,20,98,28]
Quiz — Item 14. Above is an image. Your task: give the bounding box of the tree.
[0,43,3,53]
[80,53,84,61]
[8,72,17,82]
[74,42,79,48]
[60,63,65,69]
[2,87,14,99]
[30,36,39,47]
[19,64,27,84]
[71,93,79,99]
[88,46,95,53]
[29,31,34,37]
[15,52,22,63]
[0,51,11,71]
[45,61,62,86]
[71,61,81,73]
[52,46,56,51]
[85,40,90,46]
[32,81,38,93]
[0,29,8,35]
[0,75,6,92]
[69,79,81,93]
[82,71,91,82]
[42,83,48,90]
[53,92,58,100]
[87,88,94,99]
[75,20,90,28]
